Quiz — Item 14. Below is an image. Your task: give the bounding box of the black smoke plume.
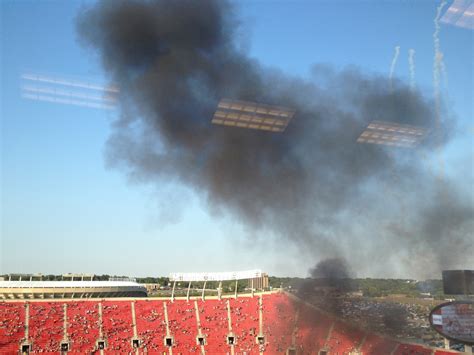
[299,258,355,315]
[309,258,355,292]
[301,259,411,333]
[381,304,409,334]
[76,0,473,278]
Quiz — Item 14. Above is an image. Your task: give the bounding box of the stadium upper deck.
[0,281,147,300]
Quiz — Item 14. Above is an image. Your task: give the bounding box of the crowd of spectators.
[230,297,260,353]
[167,301,200,353]
[198,299,229,353]
[0,302,24,353]
[135,299,167,352]
[102,302,134,352]
[29,302,63,352]
[294,303,333,353]
[325,320,366,354]
[0,294,463,354]
[305,293,447,348]
[262,293,296,353]
[360,333,400,354]
[67,301,100,352]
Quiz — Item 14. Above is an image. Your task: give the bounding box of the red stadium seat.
[295,302,333,354]
[197,299,230,353]
[29,302,64,352]
[167,300,200,353]
[325,319,366,354]
[262,293,297,353]
[135,299,167,352]
[0,302,25,353]
[101,301,134,353]
[394,343,434,355]
[67,301,100,352]
[0,294,463,355]
[229,297,260,354]
[360,333,399,355]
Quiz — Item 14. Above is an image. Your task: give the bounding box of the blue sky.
[1,0,472,278]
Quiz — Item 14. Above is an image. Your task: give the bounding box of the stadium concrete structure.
[0,292,464,354]
[0,280,147,300]
[0,270,466,354]
[169,269,268,301]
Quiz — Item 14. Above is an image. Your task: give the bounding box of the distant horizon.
[1,271,447,282]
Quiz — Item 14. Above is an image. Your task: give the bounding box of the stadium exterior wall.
[0,281,147,299]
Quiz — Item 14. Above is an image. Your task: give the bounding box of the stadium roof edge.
[170,269,263,282]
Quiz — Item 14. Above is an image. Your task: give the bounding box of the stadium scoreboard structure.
[429,301,474,345]
[442,270,474,295]
[212,98,295,132]
[357,120,428,148]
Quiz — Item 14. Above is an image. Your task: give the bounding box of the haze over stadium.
[1,0,473,280]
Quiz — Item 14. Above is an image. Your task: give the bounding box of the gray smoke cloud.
[76,0,473,278]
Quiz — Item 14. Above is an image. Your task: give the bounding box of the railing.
[109,277,137,282]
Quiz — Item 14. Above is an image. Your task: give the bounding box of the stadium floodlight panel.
[169,269,262,282]
[22,86,117,103]
[357,120,428,148]
[22,73,120,93]
[212,98,295,132]
[440,0,474,30]
[22,93,116,110]
[21,72,119,110]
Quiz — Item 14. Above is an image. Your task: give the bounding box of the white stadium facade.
[0,280,147,299]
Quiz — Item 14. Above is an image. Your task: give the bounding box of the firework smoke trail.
[433,0,448,92]
[389,45,400,90]
[408,49,416,92]
[439,51,448,89]
[433,1,447,122]
[433,0,447,179]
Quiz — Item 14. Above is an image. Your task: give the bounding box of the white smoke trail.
[439,51,449,89]
[389,45,400,90]
[433,0,447,119]
[408,49,416,91]
[433,0,448,180]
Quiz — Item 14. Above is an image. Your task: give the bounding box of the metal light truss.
[357,120,428,148]
[21,72,119,110]
[22,86,117,103]
[440,0,474,30]
[22,93,116,110]
[21,73,119,93]
[212,98,295,132]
